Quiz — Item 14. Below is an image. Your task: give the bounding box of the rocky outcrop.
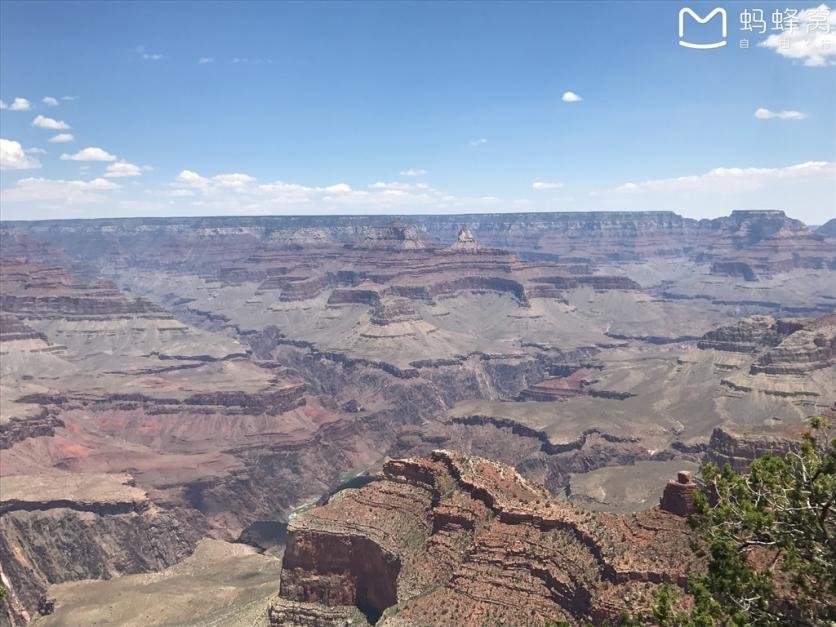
[370,298,419,326]
[710,261,757,281]
[0,475,205,621]
[444,226,481,253]
[750,315,835,375]
[659,471,698,516]
[358,222,426,251]
[817,219,836,237]
[703,425,801,473]
[0,314,45,342]
[327,288,381,306]
[697,315,780,353]
[0,408,63,449]
[697,314,835,376]
[274,451,698,625]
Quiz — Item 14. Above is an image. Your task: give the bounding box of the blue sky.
[1,0,834,222]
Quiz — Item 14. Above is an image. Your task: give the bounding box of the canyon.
[0,209,833,625]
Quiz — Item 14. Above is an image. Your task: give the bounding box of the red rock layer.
[274,451,698,625]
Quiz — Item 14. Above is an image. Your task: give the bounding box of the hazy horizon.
[0,207,828,227]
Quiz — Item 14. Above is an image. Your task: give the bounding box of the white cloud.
[136,45,164,60]
[174,169,211,189]
[758,5,836,67]
[165,168,505,215]
[324,183,352,194]
[49,133,75,143]
[104,160,143,177]
[561,91,582,103]
[469,138,488,147]
[8,97,32,111]
[198,57,214,64]
[32,115,70,130]
[370,181,418,191]
[62,96,78,101]
[60,147,117,161]
[613,161,835,194]
[25,147,47,155]
[214,173,257,188]
[1,177,119,204]
[42,96,59,107]
[0,139,41,170]
[586,160,836,224]
[0,98,31,110]
[532,181,564,190]
[400,168,427,177]
[755,107,806,120]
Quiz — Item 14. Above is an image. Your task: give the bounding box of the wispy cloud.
[136,45,165,61]
[1,139,42,170]
[1,177,119,204]
[42,96,59,107]
[754,107,806,120]
[32,115,70,130]
[561,91,582,103]
[469,138,488,147]
[232,57,272,64]
[198,57,214,64]
[60,147,117,162]
[613,161,834,193]
[758,4,836,67]
[166,168,502,215]
[49,133,75,143]
[400,168,427,177]
[532,181,564,190]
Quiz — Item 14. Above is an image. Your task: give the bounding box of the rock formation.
[0,210,833,624]
[358,221,427,251]
[0,473,205,623]
[273,451,699,625]
[659,470,698,516]
[445,225,481,253]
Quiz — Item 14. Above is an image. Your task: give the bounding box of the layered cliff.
[274,451,698,626]
[0,474,204,625]
[6,210,832,271]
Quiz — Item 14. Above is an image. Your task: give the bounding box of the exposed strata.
[0,210,833,625]
[750,314,835,375]
[703,423,804,473]
[710,260,757,281]
[274,451,698,625]
[699,314,834,372]
[358,222,427,251]
[697,315,782,353]
[0,472,205,624]
[6,210,833,272]
[0,256,391,622]
[445,226,481,253]
[659,470,698,516]
[817,218,836,237]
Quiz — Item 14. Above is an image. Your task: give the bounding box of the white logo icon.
[679,7,728,49]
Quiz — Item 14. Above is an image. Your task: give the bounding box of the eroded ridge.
[273,451,699,625]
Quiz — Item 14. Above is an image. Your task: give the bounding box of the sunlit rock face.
[273,451,699,626]
[0,209,833,623]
